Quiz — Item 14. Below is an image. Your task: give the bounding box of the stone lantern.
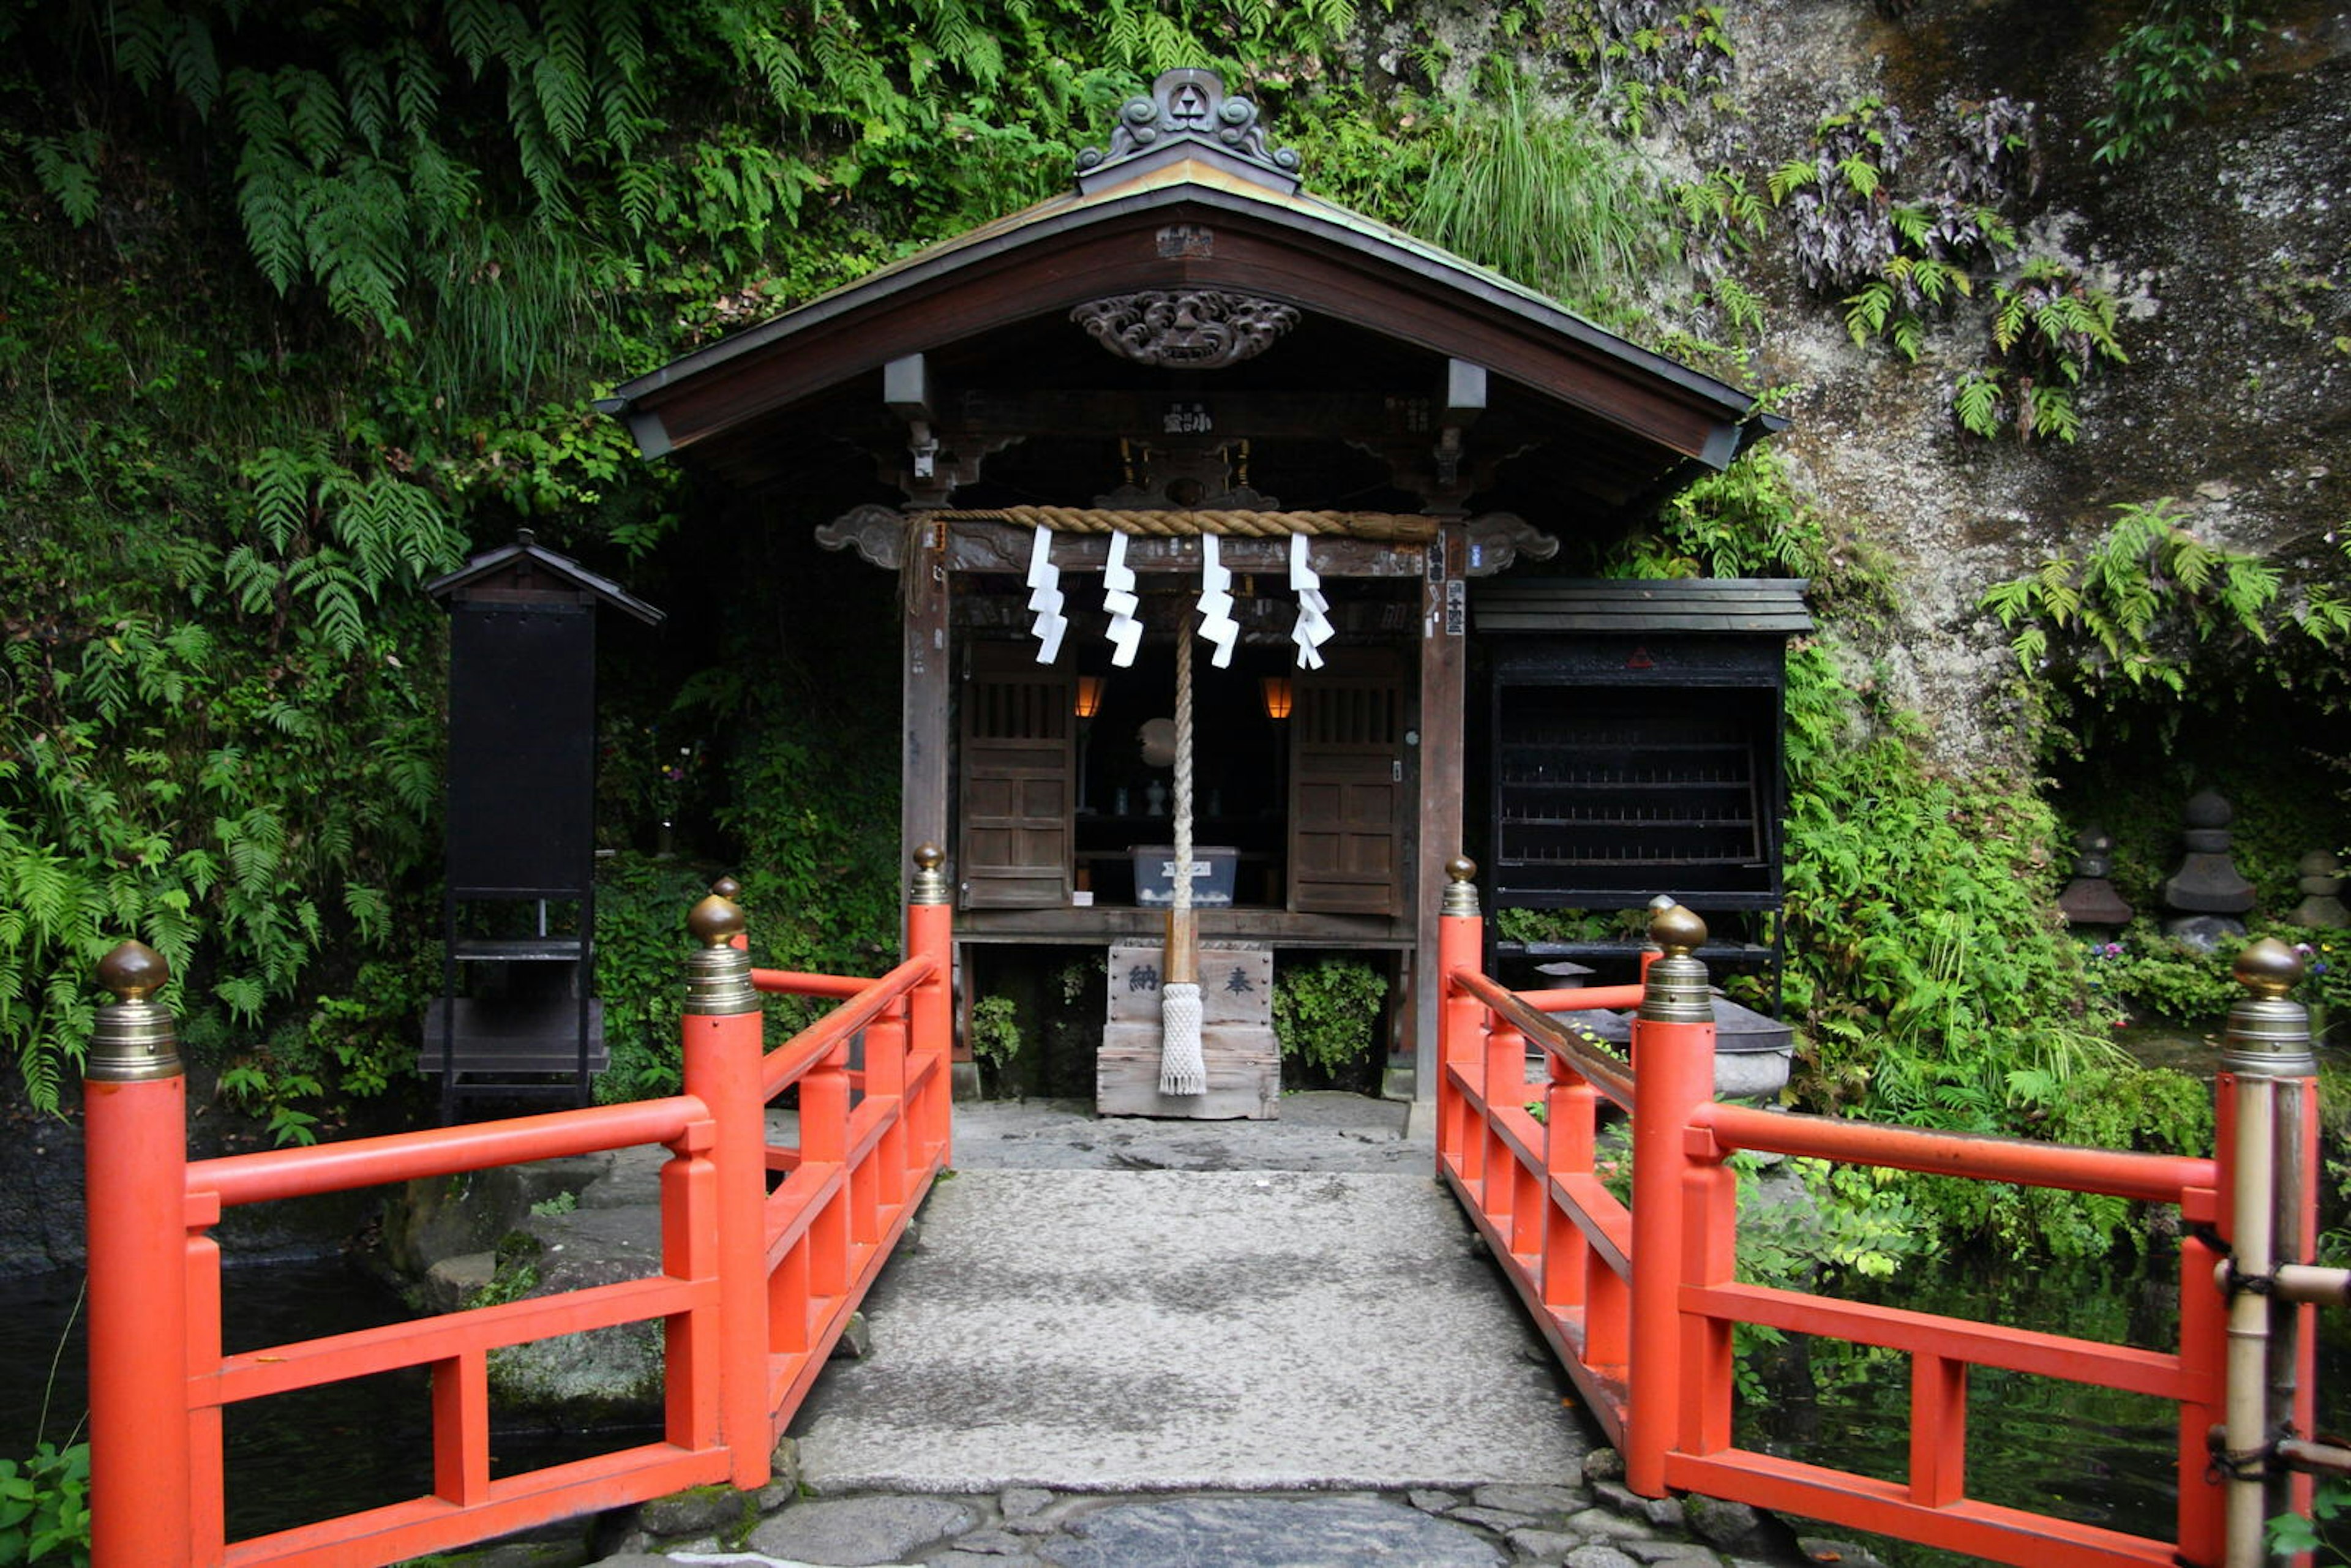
[2057,823,2133,931]
[2290,850,2347,929]
[2160,790,2255,950]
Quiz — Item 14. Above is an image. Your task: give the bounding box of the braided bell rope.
[932,506,1438,542]
[1159,625,1206,1098]
[1172,626,1194,910]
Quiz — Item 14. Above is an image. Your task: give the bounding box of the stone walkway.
[493,1097,1879,1568]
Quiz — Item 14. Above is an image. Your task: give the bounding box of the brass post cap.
[710,874,743,901]
[1446,855,1477,885]
[688,891,746,948]
[2233,937,2304,997]
[913,842,945,872]
[1648,901,1708,956]
[97,940,170,1002]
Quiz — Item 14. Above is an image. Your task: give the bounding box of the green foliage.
[1778,660,2125,1126]
[0,1442,90,1567]
[2084,921,2348,1027]
[466,1230,544,1309]
[967,994,1022,1090]
[1981,498,2316,721]
[2078,926,2240,1024]
[217,1059,325,1147]
[1541,2,1734,139]
[1408,59,1671,318]
[2087,0,2262,165]
[588,855,714,1104]
[1602,443,1834,588]
[2269,1476,2351,1561]
[717,690,902,989]
[1736,1157,1934,1288]
[1493,907,1618,947]
[1270,956,1389,1075]
[1772,94,2039,368]
[1953,258,2129,443]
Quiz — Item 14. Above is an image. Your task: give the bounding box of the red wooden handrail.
[190,1097,707,1209]
[1695,1100,2219,1211]
[751,967,872,998]
[1433,885,2265,1568]
[83,866,956,1568]
[759,954,936,1098]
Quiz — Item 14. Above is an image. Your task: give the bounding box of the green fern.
[26,130,103,225]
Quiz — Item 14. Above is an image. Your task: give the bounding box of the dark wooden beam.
[901,533,952,898]
[945,390,1420,442]
[1409,522,1468,1105]
[944,523,1426,578]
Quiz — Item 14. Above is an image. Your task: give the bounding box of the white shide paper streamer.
[1102,528,1141,668]
[1289,530,1333,670]
[1025,523,1066,664]
[1196,533,1240,669]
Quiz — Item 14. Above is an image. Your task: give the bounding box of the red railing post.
[1436,857,1485,1179]
[1542,1057,1594,1313]
[1485,1016,1526,1221]
[803,1041,852,1298]
[907,843,954,1169]
[1624,902,1715,1499]
[82,941,193,1568]
[681,885,773,1488]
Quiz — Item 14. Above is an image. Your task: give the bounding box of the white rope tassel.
[1159,981,1205,1096]
[1160,626,1207,1097]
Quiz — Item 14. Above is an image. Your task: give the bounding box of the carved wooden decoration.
[1071,290,1300,370]
[1074,67,1300,193]
[816,503,912,570]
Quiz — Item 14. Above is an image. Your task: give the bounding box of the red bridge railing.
[1434,859,2322,1568]
[80,848,956,1568]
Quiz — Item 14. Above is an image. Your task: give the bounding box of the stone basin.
[1543,995,1793,1103]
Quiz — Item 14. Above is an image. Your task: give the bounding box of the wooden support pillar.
[900,527,968,1092]
[1412,523,1468,1108]
[902,526,951,861]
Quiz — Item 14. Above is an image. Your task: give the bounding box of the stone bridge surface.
[572,1097,1853,1568]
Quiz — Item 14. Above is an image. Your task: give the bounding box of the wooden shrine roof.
[600,73,1780,530]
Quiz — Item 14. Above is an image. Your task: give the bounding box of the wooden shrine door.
[1288,650,1406,916]
[958,643,1075,907]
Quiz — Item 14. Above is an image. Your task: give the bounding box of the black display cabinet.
[1472,579,1810,1007]
[423,531,662,1119]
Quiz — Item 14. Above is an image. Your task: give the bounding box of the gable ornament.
[1074,67,1302,194]
[1070,290,1300,369]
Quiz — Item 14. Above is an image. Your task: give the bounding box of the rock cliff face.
[1407,1,2349,763]
[1747,2,2347,759]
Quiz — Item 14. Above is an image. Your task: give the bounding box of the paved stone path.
[533,1098,1878,1568]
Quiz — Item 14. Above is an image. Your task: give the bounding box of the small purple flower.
[2102,942,2123,958]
